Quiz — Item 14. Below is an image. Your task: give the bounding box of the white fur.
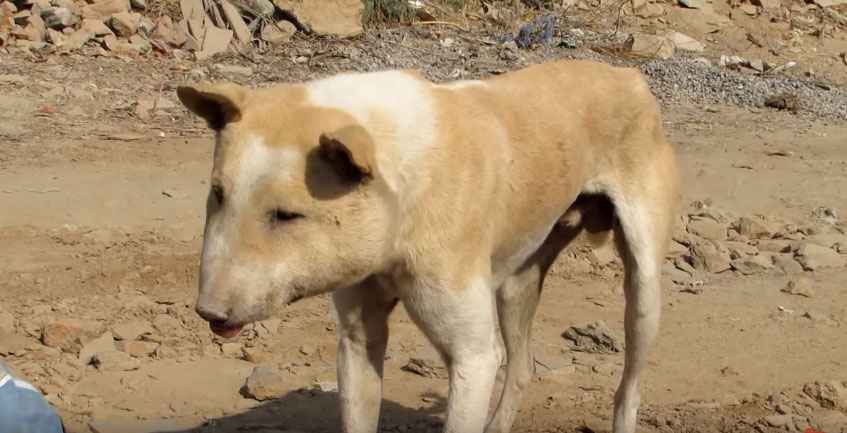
[305,71,436,201]
[231,135,298,208]
[441,80,489,89]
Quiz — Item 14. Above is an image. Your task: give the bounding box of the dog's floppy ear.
[177,83,248,131]
[318,125,377,184]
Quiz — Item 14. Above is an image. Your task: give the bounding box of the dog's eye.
[270,209,303,224]
[211,185,224,203]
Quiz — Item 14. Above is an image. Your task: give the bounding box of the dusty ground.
[2,3,847,433]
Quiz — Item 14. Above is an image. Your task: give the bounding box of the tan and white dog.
[177,59,679,433]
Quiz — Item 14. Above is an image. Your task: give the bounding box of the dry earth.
[2,1,847,433]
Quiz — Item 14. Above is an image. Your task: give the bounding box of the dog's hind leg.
[607,146,678,433]
[485,222,581,433]
[333,278,398,433]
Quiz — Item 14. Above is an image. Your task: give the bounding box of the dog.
[177,59,679,433]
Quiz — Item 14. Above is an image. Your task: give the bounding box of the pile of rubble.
[0,0,364,56]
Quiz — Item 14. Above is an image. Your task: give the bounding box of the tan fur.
[178,59,679,433]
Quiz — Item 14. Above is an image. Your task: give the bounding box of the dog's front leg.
[333,280,398,433]
[402,277,501,433]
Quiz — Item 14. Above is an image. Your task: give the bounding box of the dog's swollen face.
[177,83,393,338]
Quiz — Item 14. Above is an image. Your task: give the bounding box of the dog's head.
[177,82,393,338]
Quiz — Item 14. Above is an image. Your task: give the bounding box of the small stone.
[151,16,186,47]
[688,239,732,273]
[80,19,114,37]
[735,215,778,240]
[260,20,296,44]
[111,320,154,341]
[199,24,232,55]
[781,277,814,298]
[213,63,253,77]
[588,244,616,264]
[762,414,794,428]
[748,59,765,72]
[678,0,705,8]
[40,7,77,29]
[79,332,116,364]
[730,254,772,275]
[42,319,105,353]
[124,340,158,357]
[562,320,623,353]
[405,350,448,379]
[299,344,315,356]
[740,4,758,15]
[666,31,705,53]
[128,34,151,53]
[155,345,177,359]
[243,366,285,401]
[774,254,804,274]
[151,314,181,334]
[221,342,243,356]
[92,350,141,371]
[794,244,845,271]
[81,0,129,20]
[756,239,792,253]
[249,0,275,16]
[242,346,266,364]
[687,219,727,240]
[626,33,674,59]
[109,11,140,37]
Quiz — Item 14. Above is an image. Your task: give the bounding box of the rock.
[299,344,315,356]
[129,0,147,10]
[781,277,814,297]
[241,346,266,364]
[803,381,847,409]
[128,34,151,52]
[40,7,77,29]
[155,345,177,359]
[756,239,792,253]
[666,31,705,53]
[42,319,105,353]
[151,16,186,47]
[199,25,232,56]
[273,0,363,37]
[794,244,845,271]
[92,350,141,371]
[60,28,94,51]
[809,409,847,431]
[748,59,765,72]
[220,0,251,43]
[688,239,732,273]
[636,2,665,17]
[667,240,689,258]
[762,414,794,428]
[81,0,129,20]
[81,19,114,37]
[213,63,253,77]
[687,219,727,240]
[250,0,275,16]
[626,33,674,59]
[109,11,140,37]
[588,244,616,264]
[678,0,706,8]
[260,20,296,44]
[151,314,181,334]
[803,311,839,327]
[730,254,772,275]
[774,254,804,274]
[124,340,158,357]
[79,332,116,364]
[735,216,778,239]
[739,4,758,15]
[221,342,243,356]
[405,350,448,379]
[534,354,575,376]
[111,320,154,341]
[243,366,285,401]
[0,310,14,334]
[723,241,759,258]
[562,320,623,353]
[137,17,154,37]
[89,419,185,433]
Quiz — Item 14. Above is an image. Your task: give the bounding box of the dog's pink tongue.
[209,322,244,339]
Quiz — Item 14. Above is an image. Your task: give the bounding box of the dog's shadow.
[175,388,446,433]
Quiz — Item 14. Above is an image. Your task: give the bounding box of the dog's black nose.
[196,305,228,322]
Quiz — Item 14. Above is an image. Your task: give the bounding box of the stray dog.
[177,59,679,433]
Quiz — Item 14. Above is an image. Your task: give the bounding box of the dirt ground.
[2,3,847,433]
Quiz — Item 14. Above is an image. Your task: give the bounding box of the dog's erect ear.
[318,125,377,184]
[177,83,248,131]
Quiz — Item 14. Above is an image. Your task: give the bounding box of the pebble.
[243,366,285,401]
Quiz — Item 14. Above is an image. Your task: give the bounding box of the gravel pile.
[639,57,847,121]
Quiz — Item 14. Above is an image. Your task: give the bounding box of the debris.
[626,33,675,59]
[562,320,623,353]
[243,366,286,401]
[782,277,814,297]
[405,350,448,379]
[794,243,845,271]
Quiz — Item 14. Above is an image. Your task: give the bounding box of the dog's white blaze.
[231,135,298,209]
[305,71,436,198]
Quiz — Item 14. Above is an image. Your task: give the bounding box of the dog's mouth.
[208,321,245,339]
